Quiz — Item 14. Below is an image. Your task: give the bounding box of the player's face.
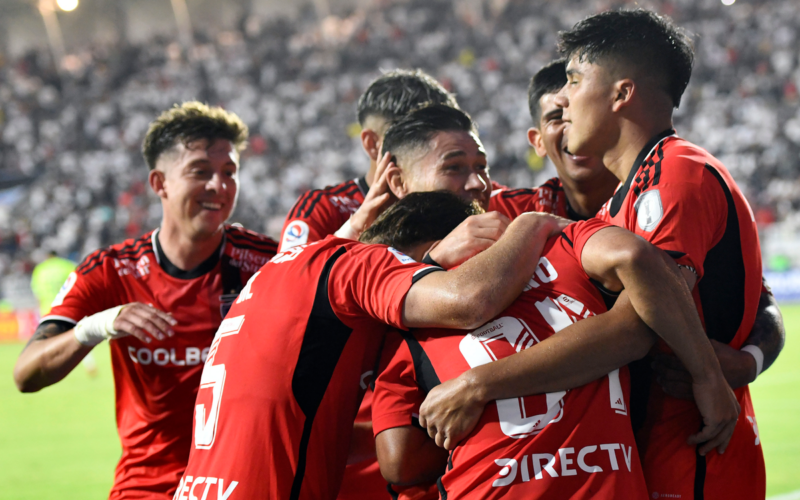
[157,138,239,240]
[403,130,491,210]
[529,92,607,184]
[560,57,618,158]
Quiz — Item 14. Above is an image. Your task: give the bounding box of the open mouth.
[200,202,223,211]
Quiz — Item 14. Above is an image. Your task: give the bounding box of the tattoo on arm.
[24,320,74,348]
[746,291,785,374]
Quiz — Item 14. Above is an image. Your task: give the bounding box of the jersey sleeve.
[280,191,341,251]
[630,172,727,278]
[562,218,615,264]
[43,251,117,324]
[328,245,443,330]
[373,332,424,436]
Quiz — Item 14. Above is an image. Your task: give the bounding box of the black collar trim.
[565,198,592,221]
[355,176,369,197]
[152,228,225,280]
[608,129,675,217]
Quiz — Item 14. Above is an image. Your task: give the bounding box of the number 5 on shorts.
[194,315,245,449]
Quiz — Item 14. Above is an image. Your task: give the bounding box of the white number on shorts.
[194,315,245,449]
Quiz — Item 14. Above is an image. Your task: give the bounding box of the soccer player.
[279,69,460,252]
[555,10,764,499]
[13,102,278,499]
[174,192,567,500]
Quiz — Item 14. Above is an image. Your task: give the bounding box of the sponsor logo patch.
[281,220,309,249]
[388,247,415,264]
[51,272,77,308]
[634,189,663,232]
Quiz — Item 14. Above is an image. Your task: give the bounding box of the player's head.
[556,9,693,157]
[143,101,248,240]
[360,191,482,260]
[357,69,459,162]
[381,104,491,210]
[526,60,611,185]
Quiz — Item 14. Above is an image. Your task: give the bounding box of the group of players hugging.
[13,9,785,500]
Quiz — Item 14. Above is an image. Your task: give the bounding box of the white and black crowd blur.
[1,0,799,303]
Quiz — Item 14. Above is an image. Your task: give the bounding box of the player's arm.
[654,284,786,399]
[13,303,176,392]
[376,426,448,485]
[403,212,569,329]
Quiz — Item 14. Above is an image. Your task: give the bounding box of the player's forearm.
[463,292,655,403]
[376,427,449,485]
[619,246,721,382]
[14,330,92,392]
[745,290,785,375]
[404,213,566,329]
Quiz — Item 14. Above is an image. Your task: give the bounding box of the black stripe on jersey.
[609,128,674,217]
[288,191,315,220]
[627,357,653,435]
[290,247,352,500]
[401,332,441,395]
[77,249,110,275]
[664,250,687,259]
[560,232,574,247]
[411,267,443,285]
[387,485,400,500]
[437,477,448,500]
[694,429,707,500]
[501,188,537,198]
[226,229,279,248]
[301,190,326,219]
[697,164,746,345]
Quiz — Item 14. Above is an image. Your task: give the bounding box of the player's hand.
[427,212,510,269]
[113,302,177,344]
[418,373,486,450]
[654,340,757,400]
[349,152,398,235]
[687,370,740,456]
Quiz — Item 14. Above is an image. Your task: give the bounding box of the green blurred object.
[768,254,792,273]
[31,254,78,316]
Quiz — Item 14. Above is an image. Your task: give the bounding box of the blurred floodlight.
[721,0,735,5]
[56,0,79,12]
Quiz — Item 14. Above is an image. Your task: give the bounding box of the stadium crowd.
[1,0,799,289]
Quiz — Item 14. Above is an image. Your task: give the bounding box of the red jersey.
[489,177,575,219]
[176,237,442,500]
[280,177,369,251]
[373,219,648,499]
[43,226,277,499]
[596,130,765,499]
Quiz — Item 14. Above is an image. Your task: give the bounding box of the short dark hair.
[381,104,477,165]
[557,9,694,107]
[359,191,482,251]
[142,101,249,170]
[356,69,459,127]
[528,59,567,123]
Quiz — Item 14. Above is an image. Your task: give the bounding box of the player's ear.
[612,79,635,112]
[385,161,409,199]
[360,129,382,162]
[527,128,547,158]
[149,169,167,199]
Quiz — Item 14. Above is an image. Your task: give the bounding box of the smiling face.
[529,91,608,184]
[397,130,491,210]
[153,138,239,240]
[560,56,621,158]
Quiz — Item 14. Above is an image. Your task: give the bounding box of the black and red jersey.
[44,226,277,499]
[373,219,648,499]
[280,178,368,251]
[597,130,765,500]
[176,237,441,500]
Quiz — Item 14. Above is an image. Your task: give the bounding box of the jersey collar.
[151,228,226,280]
[608,128,676,218]
[355,176,369,197]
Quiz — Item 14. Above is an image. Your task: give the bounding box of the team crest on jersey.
[281,220,309,249]
[634,189,663,232]
[50,271,77,308]
[388,247,415,265]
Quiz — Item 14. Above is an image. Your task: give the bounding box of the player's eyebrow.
[542,108,563,122]
[442,149,486,161]
[566,68,581,77]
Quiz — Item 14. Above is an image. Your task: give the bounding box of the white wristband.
[74,305,124,346]
[740,345,764,378]
[334,218,361,240]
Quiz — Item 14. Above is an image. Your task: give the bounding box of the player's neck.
[561,174,619,218]
[604,117,673,182]
[157,222,224,271]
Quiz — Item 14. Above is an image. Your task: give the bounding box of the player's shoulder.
[225,224,279,257]
[286,178,363,218]
[75,231,155,276]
